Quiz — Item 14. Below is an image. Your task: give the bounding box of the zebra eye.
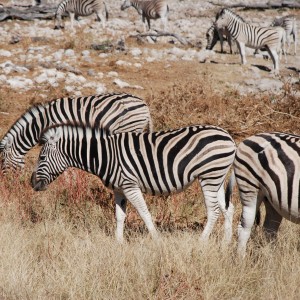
[40,154,47,161]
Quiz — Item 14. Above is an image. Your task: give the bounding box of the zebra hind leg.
[262,200,283,241]
[217,183,234,243]
[114,191,127,243]
[95,11,106,29]
[122,187,159,240]
[199,181,221,242]
[267,47,279,75]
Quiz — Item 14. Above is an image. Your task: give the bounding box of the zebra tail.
[225,171,236,209]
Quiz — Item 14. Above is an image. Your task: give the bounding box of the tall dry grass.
[1,64,300,299]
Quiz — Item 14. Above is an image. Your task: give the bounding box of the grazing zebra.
[225,132,300,257]
[31,124,236,243]
[206,24,235,54]
[120,0,169,32]
[215,8,286,75]
[0,93,152,171]
[271,15,297,55]
[54,0,108,30]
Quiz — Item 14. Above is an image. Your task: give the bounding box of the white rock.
[0,50,12,57]
[130,48,142,56]
[96,84,106,94]
[7,77,33,90]
[134,63,142,68]
[107,71,118,77]
[82,50,90,56]
[64,49,75,57]
[113,78,130,88]
[116,60,132,66]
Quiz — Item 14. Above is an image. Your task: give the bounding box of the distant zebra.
[0,93,152,171]
[226,132,300,257]
[121,0,169,32]
[31,124,236,243]
[215,8,286,75]
[271,15,297,55]
[54,0,108,30]
[206,24,235,54]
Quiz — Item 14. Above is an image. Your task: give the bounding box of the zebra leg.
[237,41,247,65]
[114,191,127,243]
[237,189,258,258]
[267,48,279,75]
[161,16,168,32]
[199,182,220,241]
[122,187,158,239]
[69,12,75,30]
[262,200,283,241]
[95,11,106,28]
[217,183,234,243]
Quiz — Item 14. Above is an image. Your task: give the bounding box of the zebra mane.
[39,123,108,145]
[218,8,246,23]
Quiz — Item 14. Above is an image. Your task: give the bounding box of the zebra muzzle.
[31,172,47,191]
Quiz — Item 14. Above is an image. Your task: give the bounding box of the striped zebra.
[120,0,169,32]
[0,93,152,171]
[54,0,108,30]
[271,15,297,55]
[226,132,300,257]
[215,8,286,75]
[206,24,235,54]
[31,124,236,243]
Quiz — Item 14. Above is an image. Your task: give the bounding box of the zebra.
[54,0,108,30]
[0,93,152,171]
[271,15,297,55]
[215,8,286,75]
[31,124,236,243]
[206,24,235,54]
[225,132,300,257]
[120,0,169,32]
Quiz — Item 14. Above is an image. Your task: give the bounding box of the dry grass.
[1,8,300,299]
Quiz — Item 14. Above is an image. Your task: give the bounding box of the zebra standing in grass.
[54,0,108,30]
[206,24,235,54]
[215,8,286,75]
[271,15,297,55]
[31,124,236,243]
[226,132,300,257]
[0,93,152,171]
[120,0,169,32]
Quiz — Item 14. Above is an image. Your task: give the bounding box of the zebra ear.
[5,135,13,148]
[41,127,63,145]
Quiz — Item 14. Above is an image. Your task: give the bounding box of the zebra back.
[0,93,152,170]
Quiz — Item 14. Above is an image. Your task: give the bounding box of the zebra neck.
[227,19,243,40]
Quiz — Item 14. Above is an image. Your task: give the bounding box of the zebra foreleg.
[236,41,247,65]
[262,200,283,241]
[69,12,76,30]
[114,191,127,243]
[123,187,158,239]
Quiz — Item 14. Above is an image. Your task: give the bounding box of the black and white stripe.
[206,24,235,54]
[0,93,152,170]
[215,8,286,75]
[54,0,108,30]
[226,132,300,257]
[121,0,169,32]
[271,15,297,55]
[31,124,236,242]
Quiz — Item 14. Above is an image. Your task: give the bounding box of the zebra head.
[206,25,217,50]
[31,126,68,191]
[215,8,230,30]
[121,0,132,11]
[0,135,25,171]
